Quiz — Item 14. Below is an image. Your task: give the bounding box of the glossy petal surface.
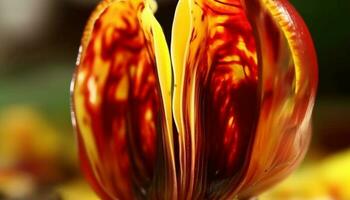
[71,0,176,199]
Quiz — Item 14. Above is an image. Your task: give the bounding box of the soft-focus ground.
[261,150,350,200]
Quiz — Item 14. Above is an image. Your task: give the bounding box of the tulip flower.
[71,0,318,199]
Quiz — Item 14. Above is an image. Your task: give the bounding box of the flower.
[71,0,318,199]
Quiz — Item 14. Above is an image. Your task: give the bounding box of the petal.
[236,0,318,197]
[71,0,176,199]
[172,0,259,198]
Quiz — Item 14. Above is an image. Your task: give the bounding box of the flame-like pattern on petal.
[71,0,176,199]
[233,0,318,198]
[172,0,260,198]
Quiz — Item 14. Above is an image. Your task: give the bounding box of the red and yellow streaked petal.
[172,0,260,198]
[234,0,318,198]
[71,0,176,199]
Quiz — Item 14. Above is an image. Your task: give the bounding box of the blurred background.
[0,0,349,199]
